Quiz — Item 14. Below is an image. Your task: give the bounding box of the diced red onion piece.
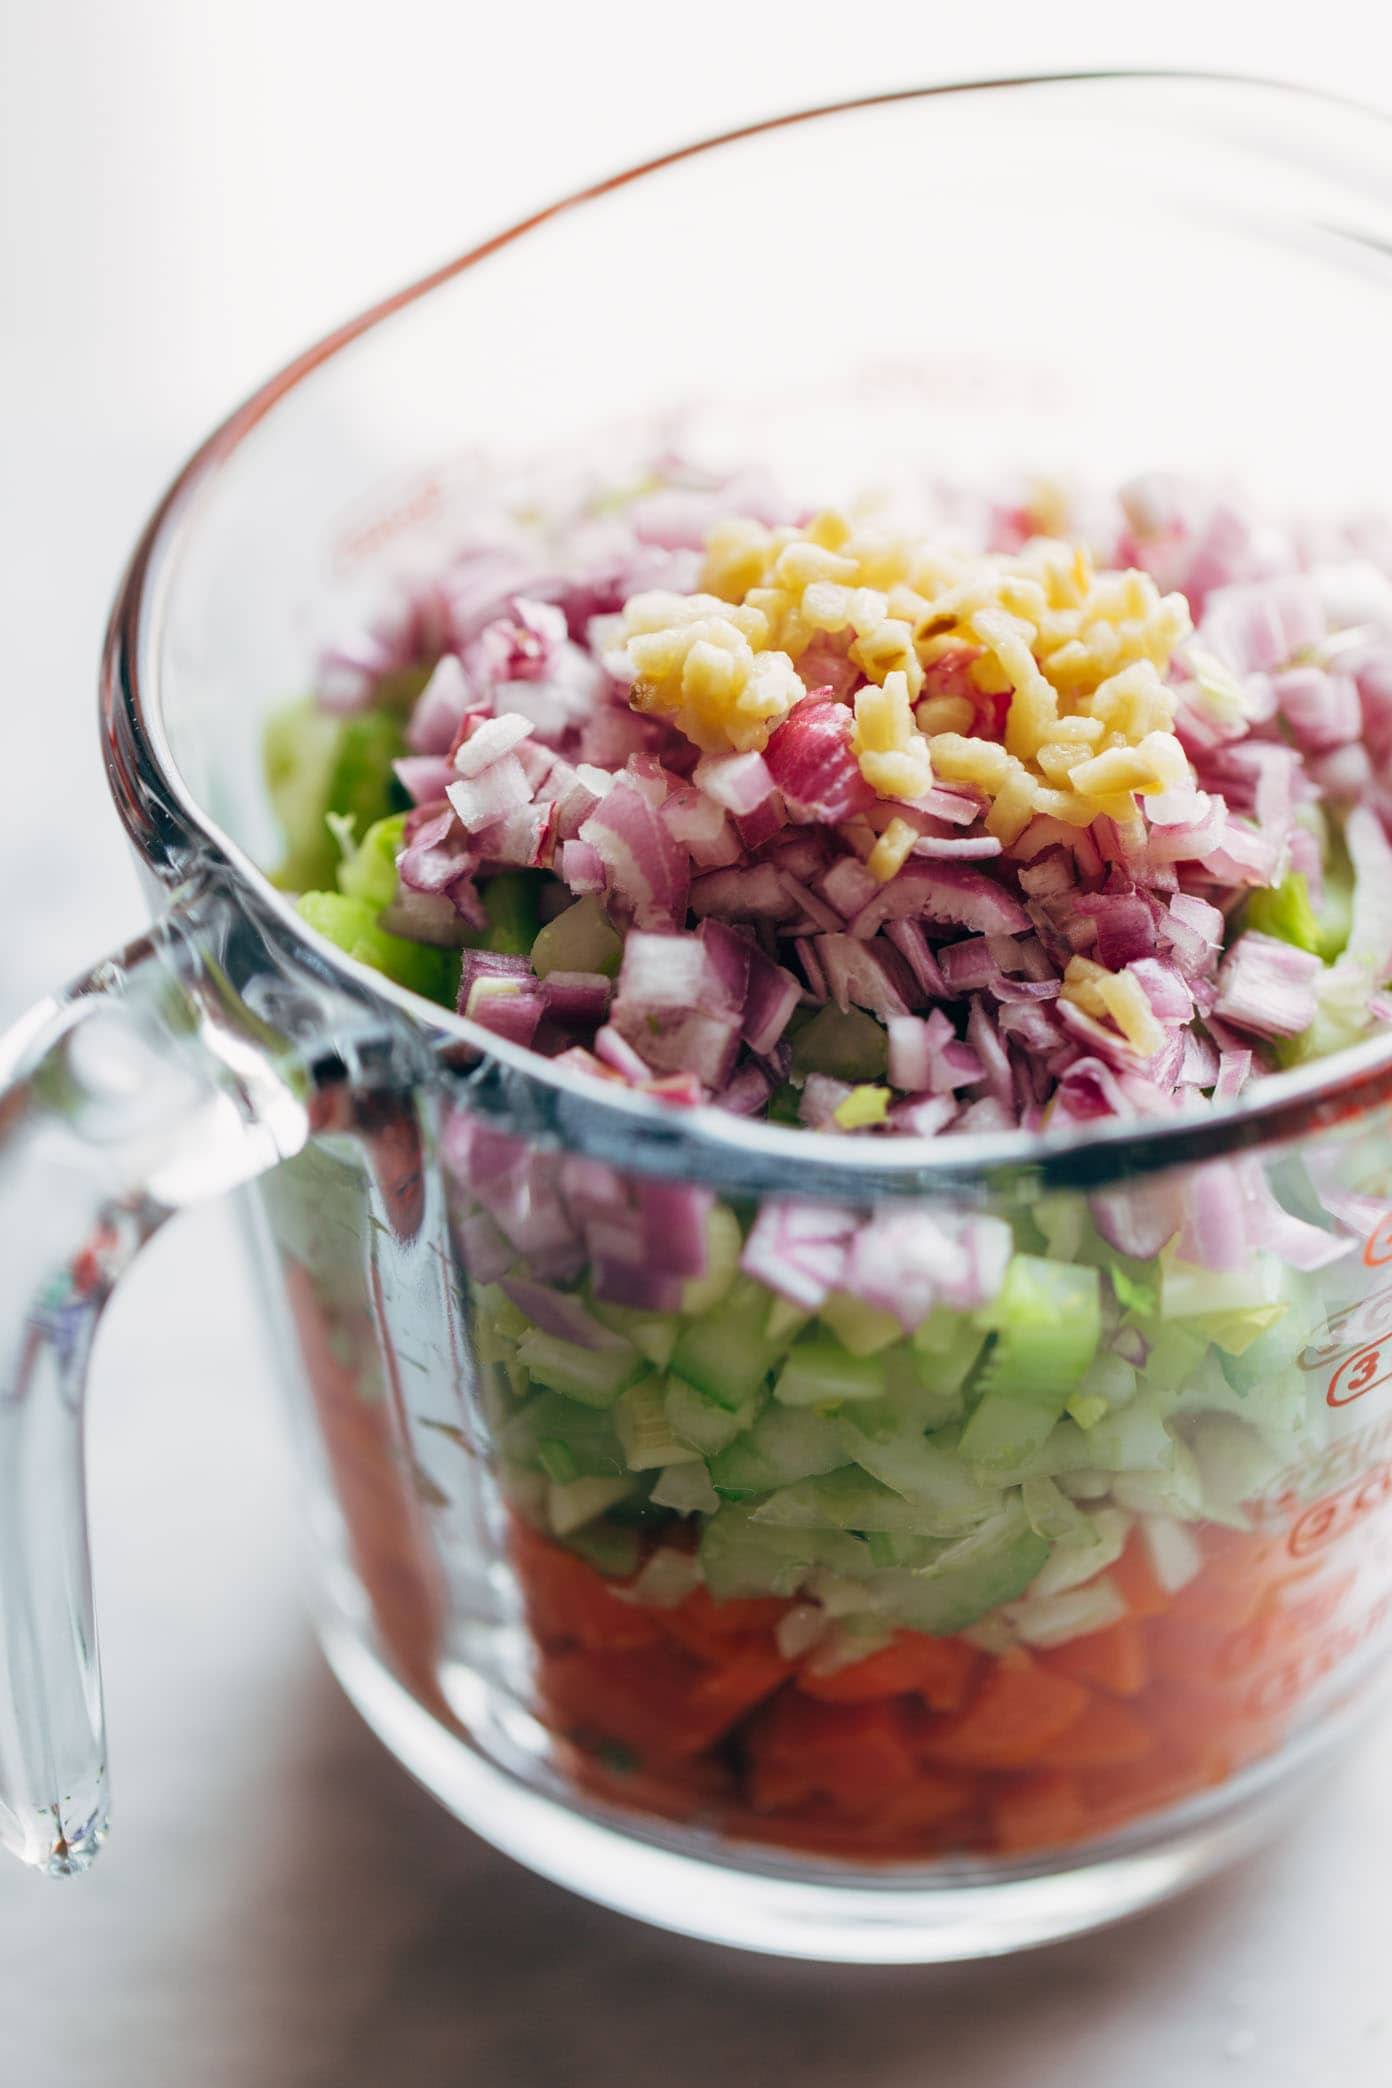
[740,1201,859,1308]
[1214,933,1321,1039]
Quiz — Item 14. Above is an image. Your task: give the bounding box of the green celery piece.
[670,1277,791,1407]
[773,1332,886,1407]
[538,1439,579,1483]
[681,1203,744,1317]
[708,1405,848,1493]
[587,1298,679,1369]
[974,1255,1102,1411]
[264,697,344,891]
[296,891,460,1005]
[664,1378,764,1457]
[531,895,622,979]
[502,1391,627,1477]
[516,1328,644,1408]
[911,1306,989,1386]
[818,1290,904,1356]
[326,708,407,832]
[841,1423,1004,1533]
[614,1378,702,1471]
[790,1004,888,1082]
[750,1468,934,1534]
[766,1081,803,1125]
[869,1510,1050,1635]
[1244,872,1326,958]
[564,1520,642,1578]
[337,812,408,911]
[1109,1262,1159,1320]
[958,1392,1059,1471]
[698,1503,872,1600]
[480,871,545,955]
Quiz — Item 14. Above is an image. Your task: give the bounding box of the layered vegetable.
[264,462,1392,1861]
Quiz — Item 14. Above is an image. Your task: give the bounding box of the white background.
[4,6,1392,2083]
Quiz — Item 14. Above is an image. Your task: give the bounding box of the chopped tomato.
[745,1695,919,1816]
[990,1771,1088,1854]
[1045,1618,1149,1699]
[657,1584,790,1660]
[1035,1695,1152,1769]
[920,1652,1090,1769]
[541,1640,787,1764]
[511,1521,662,1654]
[798,1632,980,1710]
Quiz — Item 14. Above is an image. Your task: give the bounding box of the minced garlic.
[615,507,1193,828]
[1062,955,1165,1057]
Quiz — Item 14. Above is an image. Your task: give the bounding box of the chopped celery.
[327,709,408,827]
[538,1439,579,1483]
[588,1298,680,1368]
[790,1004,888,1082]
[614,1377,702,1470]
[973,1255,1102,1411]
[773,1332,886,1407]
[869,1508,1050,1634]
[650,1461,720,1515]
[564,1519,642,1578]
[1113,1439,1205,1520]
[708,1405,848,1493]
[766,1081,803,1125]
[1246,860,1350,964]
[475,1284,530,1345]
[911,1307,989,1392]
[1138,1319,1208,1391]
[1109,1262,1159,1319]
[480,871,544,955]
[663,1377,763,1456]
[819,1290,903,1357]
[547,1474,635,1536]
[1159,1248,1283,1321]
[698,1503,873,1600]
[958,1392,1058,1471]
[516,1328,643,1408]
[833,1084,891,1131]
[841,1424,1003,1534]
[670,1276,791,1406]
[1028,1506,1128,1597]
[1020,1474,1093,1543]
[503,1391,627,1477]
[1189,1412,1283,1521]
[680,1203,743,1317]
[1216,1301,1307,1397]
[337,811,408,911]
[296,891,460,1004]
[751,1468,947,1535]
[265,697,344,890]
[766,1297,813,1344]
[530,895,622,978]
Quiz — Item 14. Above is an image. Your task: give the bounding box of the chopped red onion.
[850,862,1031,941]
[1214,932,1321,1039]
[740,1200,859,1307]
[764,697,876,821]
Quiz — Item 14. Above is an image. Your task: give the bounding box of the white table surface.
[4,9,1392,2082]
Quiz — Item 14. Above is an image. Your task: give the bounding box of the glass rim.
[99,67,1392,1200]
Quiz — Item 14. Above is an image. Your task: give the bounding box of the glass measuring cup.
[5,73,1392,1961]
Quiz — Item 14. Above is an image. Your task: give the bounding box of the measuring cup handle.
[0,876,369,1874]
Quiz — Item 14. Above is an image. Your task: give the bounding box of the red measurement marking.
[1366,1213,1392,1267]
[1328,1344,1392,1409]
[1288,1463,1392,1558]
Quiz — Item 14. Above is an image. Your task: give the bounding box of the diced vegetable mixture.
[268,464,1392,1859]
